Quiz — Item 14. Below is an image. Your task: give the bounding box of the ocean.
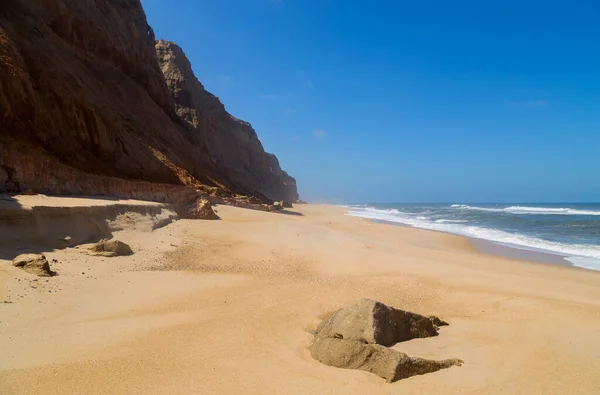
[343,203,600,271]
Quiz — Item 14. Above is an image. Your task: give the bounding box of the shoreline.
[367,217,592,272]
[2,202,600,394]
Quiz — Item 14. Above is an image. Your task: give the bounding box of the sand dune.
[1,202,600,394]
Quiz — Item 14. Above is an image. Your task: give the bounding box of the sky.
[141,0,600,203]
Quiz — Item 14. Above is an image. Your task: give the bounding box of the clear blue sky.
[142,0,600,203]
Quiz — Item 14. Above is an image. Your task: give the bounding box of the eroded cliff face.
[155,40,298,203]
[0,0,298,204]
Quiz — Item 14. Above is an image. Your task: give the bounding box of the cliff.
[0,0,297,204]
[156,40,298,203]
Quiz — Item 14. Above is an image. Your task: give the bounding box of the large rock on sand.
[89,239,133,257]
[12,254,53,276]
[310,299,462,382]
[315,298,446,347]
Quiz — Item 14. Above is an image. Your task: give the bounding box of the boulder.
[89,239,133,257]
[177,199,220,220]
[310,299,462,382]
[310,337,462,383]
[272,201,284,210]
[315,298,444,347]
[12,253,53,276]
[282,201,293,208]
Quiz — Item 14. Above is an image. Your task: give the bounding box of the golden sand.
[1,203,599,394]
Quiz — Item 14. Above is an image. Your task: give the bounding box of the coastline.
[370,218,577,269]
[2,202,600,394]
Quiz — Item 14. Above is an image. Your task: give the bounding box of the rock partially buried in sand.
[12,254,53,276]
[89,239,133,257]
[310,299,462,382]
[176,199,220,220]
[310,337,462,383]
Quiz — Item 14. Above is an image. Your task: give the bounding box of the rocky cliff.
[156,40,298,203]
[0,0,298,204]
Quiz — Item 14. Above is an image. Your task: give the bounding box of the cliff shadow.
[0,197,114,260]
[0,194,22,210]
[279,209,303,217]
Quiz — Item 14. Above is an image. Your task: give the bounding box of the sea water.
[344,203,600,271]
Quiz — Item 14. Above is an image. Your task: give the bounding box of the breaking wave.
[344,206,600,271]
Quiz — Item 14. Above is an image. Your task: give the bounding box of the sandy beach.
[1,202,600,394]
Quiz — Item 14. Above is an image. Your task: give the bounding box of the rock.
[429,316,449,328]
[176,199,220,220]
[89,239,133,257]
[57,236,76,248]
[0,1,297,205]
[310,337,462,383]
[282,201,293,208]
[315,299,441,347]
[272,202,284,211]
[12,254,53,276]
[310,299,462,382]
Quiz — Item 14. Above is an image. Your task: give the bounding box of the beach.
[1,202,600,394]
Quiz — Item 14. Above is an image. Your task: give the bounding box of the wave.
[345,206,600,271]
[343,206,404,214]
[435,219,469,223]
[451,204,600,216]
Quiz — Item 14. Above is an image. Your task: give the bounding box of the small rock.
[57,236,75,248]
[176,199,219,220]
[89,239,133,257]
[11,254,53,277]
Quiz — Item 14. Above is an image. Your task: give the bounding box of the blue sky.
[142,0,600,203]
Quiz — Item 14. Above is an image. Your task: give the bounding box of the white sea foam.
[565,256,600,271]
[451,205,600,216]
[345,206,600,271]
[435,219,469,223]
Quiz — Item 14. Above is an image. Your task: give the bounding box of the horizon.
[339,201,600,205]
[142,1,600,203]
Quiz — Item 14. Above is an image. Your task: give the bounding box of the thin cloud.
[505,99,548,108]
[312,129,327,139]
